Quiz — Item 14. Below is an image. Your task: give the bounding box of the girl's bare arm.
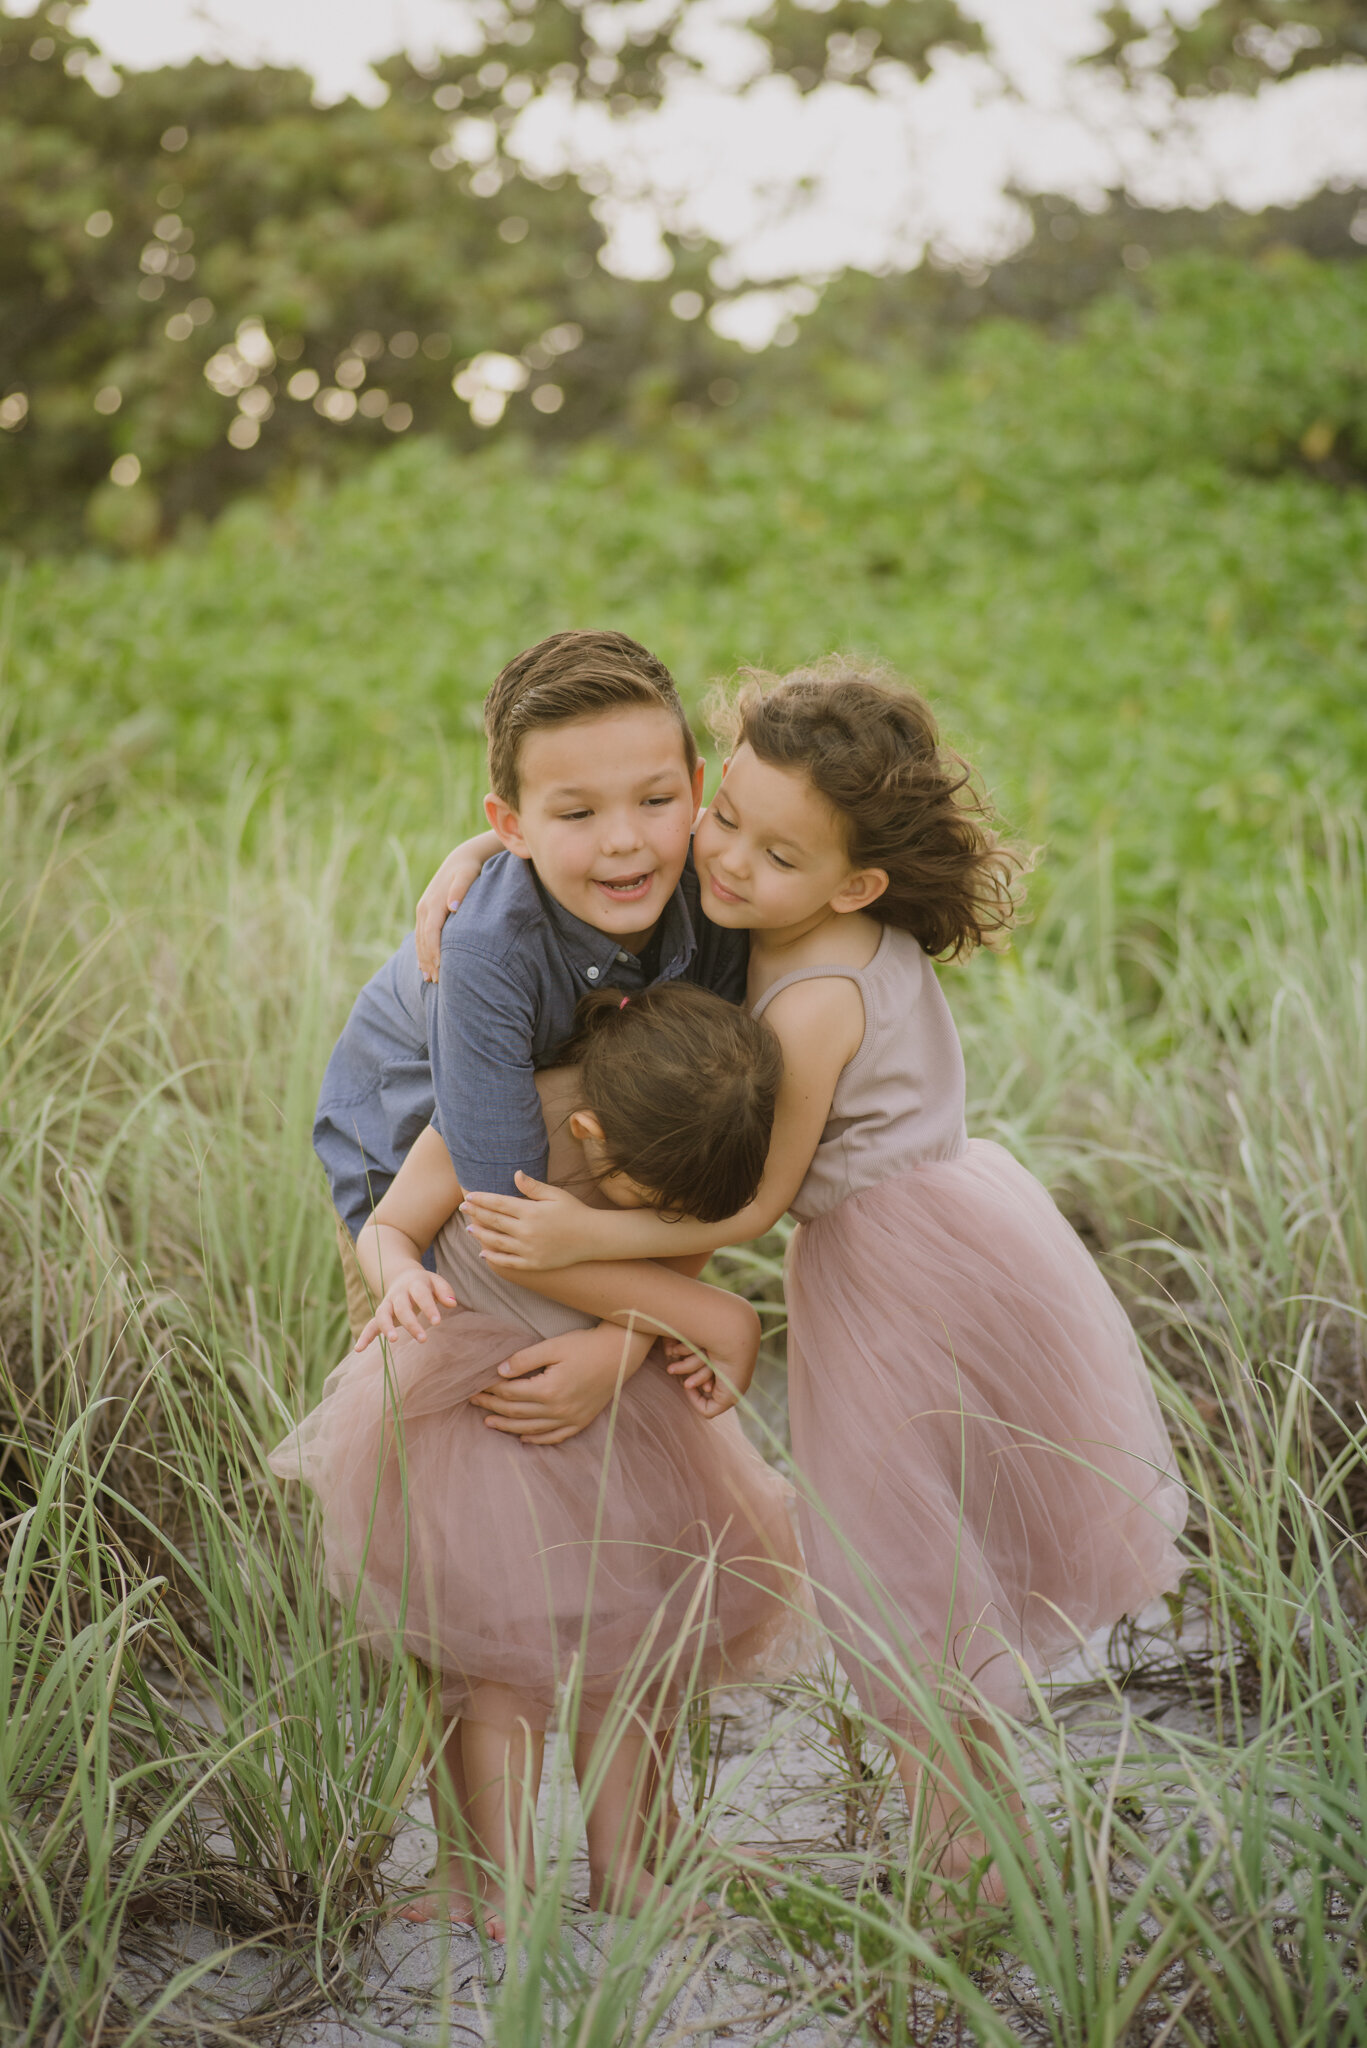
[353,1124,466,1344]
[414,830,503,980]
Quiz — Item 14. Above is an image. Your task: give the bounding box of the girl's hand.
[357,1268,459,1349]
[414,830,502,981]
[461,1174,605,1272]
[663,1336,747,1421]
[469,1323,647,1446]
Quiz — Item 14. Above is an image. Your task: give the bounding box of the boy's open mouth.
[594,872,654,902]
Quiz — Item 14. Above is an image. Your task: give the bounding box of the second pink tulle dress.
[269,1074,811,1731]
[754,926,1187,1727]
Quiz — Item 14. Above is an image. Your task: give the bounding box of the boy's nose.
[599,812,644,853]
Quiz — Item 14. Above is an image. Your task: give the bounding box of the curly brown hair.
[707,656,1026,960]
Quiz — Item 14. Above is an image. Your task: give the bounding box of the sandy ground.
[112,1601,1220,2046]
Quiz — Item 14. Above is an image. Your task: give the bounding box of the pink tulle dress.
[269,1073,812,1732]
[754,926,1187,1726]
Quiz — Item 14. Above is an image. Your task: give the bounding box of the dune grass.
[4,250,1365,2035]
[1,705,1363,2040]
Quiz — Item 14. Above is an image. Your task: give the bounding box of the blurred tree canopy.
[1097,2,1367,91]
[1,0,1364,553]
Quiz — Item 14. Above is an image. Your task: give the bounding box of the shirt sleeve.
[428,934,550,1197]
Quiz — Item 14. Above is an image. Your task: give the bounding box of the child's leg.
[573,1716,659,1917]
[894,1714,1028,1907]
[399,1700,479,1924]
[457,1688,545,1940]
[398,1681,544,1933]
[572,1699,714,1920]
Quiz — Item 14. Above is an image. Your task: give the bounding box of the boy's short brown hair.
[485,630,699,805]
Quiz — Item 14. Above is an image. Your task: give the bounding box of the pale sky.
[28,0,1367,341]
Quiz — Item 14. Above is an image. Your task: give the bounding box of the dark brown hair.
[484,630,699,805]
[708,656,1026,960]
[558,982,781,1223]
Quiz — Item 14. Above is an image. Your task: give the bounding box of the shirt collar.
[535,870,697,988]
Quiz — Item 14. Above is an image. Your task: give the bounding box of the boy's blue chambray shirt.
[315,847,748,1240]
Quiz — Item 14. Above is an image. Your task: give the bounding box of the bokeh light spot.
[314,387,358,421]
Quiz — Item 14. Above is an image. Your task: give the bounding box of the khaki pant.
[335,1217,374,1344]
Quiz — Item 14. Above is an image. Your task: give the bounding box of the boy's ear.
[830,867,889,916]
[690,758,706,813]
[484,791,532,861]
[568,1108,606,1144]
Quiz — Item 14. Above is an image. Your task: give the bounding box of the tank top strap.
[750,959,870,1023]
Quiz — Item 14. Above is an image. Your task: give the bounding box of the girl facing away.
[460,658,1189,1901]
[269,983,811,1937]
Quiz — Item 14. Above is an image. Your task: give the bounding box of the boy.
[315,629,747,1345]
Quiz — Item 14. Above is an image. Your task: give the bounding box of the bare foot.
[396,1890,477,1925]
[394,1861,478,1926]
[395,1890,513,1940]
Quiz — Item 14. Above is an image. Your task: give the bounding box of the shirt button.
[616,950,631,964]
[586,966,599,982]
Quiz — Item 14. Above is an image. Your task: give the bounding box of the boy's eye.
[560,809,592,821]
[712,808,737,830]
[767,850,795,871]
[644,794,676,808]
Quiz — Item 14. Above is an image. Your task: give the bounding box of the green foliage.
[0,0,754,550]
[8,251,1367,919]
[1098,0,1367,92]
[7,0,1365,554]
[0,0,991,551]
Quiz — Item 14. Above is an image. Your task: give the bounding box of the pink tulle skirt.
[268,1313,811,1730]
[785,1139,1187,1725]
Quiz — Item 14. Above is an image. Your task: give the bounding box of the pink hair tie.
[619,995,630,1009]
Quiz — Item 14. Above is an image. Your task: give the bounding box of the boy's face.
[485,705,704,948]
